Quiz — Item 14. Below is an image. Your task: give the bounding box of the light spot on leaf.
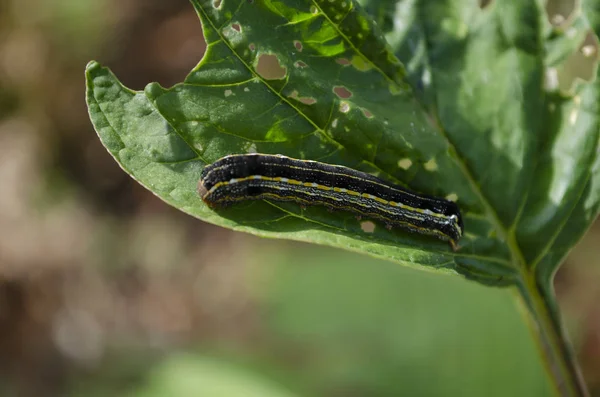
[361,221,375,233]
[331,118,338,128]
[441,18,468,39]
[569,109,578,125]
[339,101,350,113]
[293,40,303,52]
[573,95,581,105]
[244,87,250,92]
[551,14,565,25]
[333,85,352,99]
[351,55,372,71]
[310,5,318,14]
[245,143,257,153]
[389,84,402,95]
[224,89,233,97]
[446,193,459,202]
[256,54,287,80]
[422,69,431,86]
[582,45,596,58]
[288,90,317,105]
[222,25,238,38]
[397,158,412,170]
[545,68,559,90]
[362,108,373,118]
[424,158,438,172]
[336,58,350,66]
[294,60,308,68]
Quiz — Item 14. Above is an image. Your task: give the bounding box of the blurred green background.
[0,0,599,396]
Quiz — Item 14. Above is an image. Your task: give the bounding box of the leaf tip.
[85,60,102,74]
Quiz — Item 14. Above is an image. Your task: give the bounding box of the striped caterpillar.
[198,154,463,250]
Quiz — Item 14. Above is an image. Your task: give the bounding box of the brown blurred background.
[0,0,598,396]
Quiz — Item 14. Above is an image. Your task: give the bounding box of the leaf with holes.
[86,2,600,393]
[356,0,600,395]
[86,1,600,283]
[86,0,600,394]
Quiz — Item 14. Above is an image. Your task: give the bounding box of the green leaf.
[86,0,600,282]
[85,0,600,286]
[582,0,600,37]
[348,1,600,395]
[86,0,600,394]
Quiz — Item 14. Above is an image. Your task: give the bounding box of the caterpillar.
[198,154,463,250]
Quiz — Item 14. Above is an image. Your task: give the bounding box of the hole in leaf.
[294,40,303,52]
[249,43,256,51]
[232,23,241,32]
[545,0,575,27]
[361,108,373,118]
[288,90,317,105]
[333,86,352,99]
[336,58,350,66]
[361,221,375,233]
[299,97,316,105]
[213,0,222,8]
[556,31,599,92]
[294,61,308,68]
[256,54,287,80]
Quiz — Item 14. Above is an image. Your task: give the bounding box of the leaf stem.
[515,271,589,397]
